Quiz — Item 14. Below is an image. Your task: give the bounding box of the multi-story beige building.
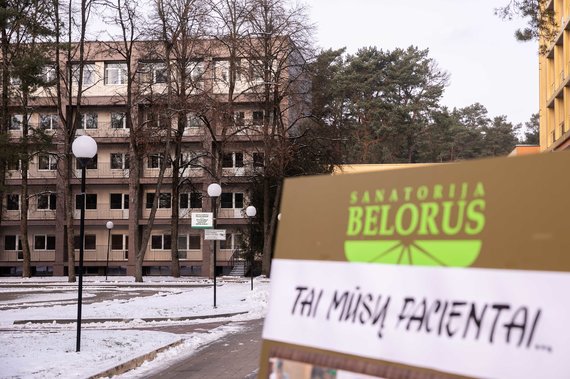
[540,0,570,151]
[0,39,297,277]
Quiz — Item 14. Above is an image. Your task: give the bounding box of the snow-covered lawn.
[0,276,269,378]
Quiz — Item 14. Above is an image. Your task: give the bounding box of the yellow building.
[540,0,570,151]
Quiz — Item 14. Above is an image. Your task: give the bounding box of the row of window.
[4,192,242,211]
[8,151,263,172]
[3,233,239,252]
[10,59,265,88]
[8,110,267,131]
[8,112,128,131]
[6,193,56,211]
[5,235,55,251]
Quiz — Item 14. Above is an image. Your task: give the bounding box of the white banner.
[263,259,570,379]
[191,212,213,229]
[204,229,226,240]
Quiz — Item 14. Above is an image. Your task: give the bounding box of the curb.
[88,338,185,379]
[13,311,248,325]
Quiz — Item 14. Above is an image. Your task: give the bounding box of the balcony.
[0,250,56,262]
[75,246,128,262]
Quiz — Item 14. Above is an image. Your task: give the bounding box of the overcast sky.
[307,0,538,126]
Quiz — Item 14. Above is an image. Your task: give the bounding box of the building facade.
[0,39,301,277]
[540,0,570,151]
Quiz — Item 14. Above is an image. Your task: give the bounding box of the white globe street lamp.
[246,206,257,290]
[105,221,114,281]
[207,183,222,308]
[72,135,97,353]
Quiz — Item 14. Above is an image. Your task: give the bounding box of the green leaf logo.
[344,240,481,267]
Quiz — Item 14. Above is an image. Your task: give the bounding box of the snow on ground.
[0,276,270,379]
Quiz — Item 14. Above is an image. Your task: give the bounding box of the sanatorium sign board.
[259,151,570,379]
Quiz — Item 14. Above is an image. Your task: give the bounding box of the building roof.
[507,145,540,157]
[332,163,438,175]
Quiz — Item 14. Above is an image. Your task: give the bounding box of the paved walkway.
[147,318,264,379]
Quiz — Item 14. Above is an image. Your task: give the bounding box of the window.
[37,193,57,210]
[151,234,171,250]
[74,235,96,250]
[5,235,22,251]
[105,63,127,85]
[252,111,264,125]
[187,112,203,128]
[34,235,56,250]
[40,114,59,130]
[234,111,245,126]
[111,112,127,129]
[79,113,98,129]
[220,233,242,250]
[140,63,166,84]
[222,152,244,168]
[7,194,19,210]
[189,235,201,249]
[187,61,204,84]
[146,193,171,209]
[147,153,170,169]
[110,153,129,169]
[41,64,56,84]
[75,194,97,210]
[72,64,97,85]
[221,192,243,209]
[111,234,128,251]
[178,235,201,250]
[9,114,23,130]
[76,154,97,169]
[180,152,203,168]
[38,154,57,170]
[110,193,129,210]
[7,159,21,171]
[253,152,264,168]
[249,60,264,81]
[214,60,229,82]
[180,192,202,209]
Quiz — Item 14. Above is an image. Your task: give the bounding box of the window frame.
[220,192,244,209]
[72,63,97,86]
[111,234,128,251]
[110,152,130,170]
[146,192,172,209]
[74,234,96,250]
[147,153,171,169]
[4,235,22,251]
[37,193,57,210]
[222,152,244,168]
[39,114,59,130]
[110,112,128,129]
[38,153,57,171]
[110,193,129,210]
[79,112,98,129]
[151,234,171,250]
[34,235,56,251]
[9,114,23,130]
[75,194,98,210]
[104,62,128,85]
[7,194,20,211]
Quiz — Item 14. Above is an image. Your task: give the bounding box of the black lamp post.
[207,183,222,308]
[72,135,97,353]
[245,205,257,291]
[105,221,114,280]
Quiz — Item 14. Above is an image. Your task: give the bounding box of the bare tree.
[240,0,315,276]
